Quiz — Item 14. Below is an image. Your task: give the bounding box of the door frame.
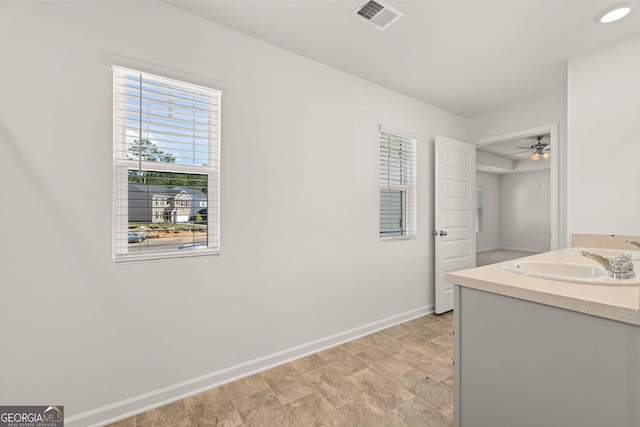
[475,123,559,250]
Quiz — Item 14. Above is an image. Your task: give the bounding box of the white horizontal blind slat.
[113,86,217,113]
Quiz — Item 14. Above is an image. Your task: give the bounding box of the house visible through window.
[379,129,417,238]
[113,65,221,262]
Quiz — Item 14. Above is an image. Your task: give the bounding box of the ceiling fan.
[516,135,550,161]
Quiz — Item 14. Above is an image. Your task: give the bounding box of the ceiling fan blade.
[504,150,530,157]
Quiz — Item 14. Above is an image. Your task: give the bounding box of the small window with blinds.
[379,130,416,239]
[475,187,483,233]
[113,65,221,262]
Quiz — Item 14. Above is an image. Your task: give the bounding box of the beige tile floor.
[106,312,453,427]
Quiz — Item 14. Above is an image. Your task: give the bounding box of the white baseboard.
[476,246,501,253]
[477,247,543,254]
[498,247,544,254]
[66,305,433,427]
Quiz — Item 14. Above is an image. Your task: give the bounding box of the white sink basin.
[501,260,640,286]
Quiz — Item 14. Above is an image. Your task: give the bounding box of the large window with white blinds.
[112,65,221,262]
[379,130,416,239]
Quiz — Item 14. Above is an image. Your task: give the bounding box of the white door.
[435,136,476,314]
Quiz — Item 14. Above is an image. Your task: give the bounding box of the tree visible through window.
[113,65,221,262]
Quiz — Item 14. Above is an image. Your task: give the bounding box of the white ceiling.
[477,133,551,173]
[479,134,550,160]
[164,0,640,117]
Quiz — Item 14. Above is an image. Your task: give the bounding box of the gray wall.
[476,171,500,251]
[567,33,640,237]
[499,170,551,252]
[476,170,551,253]
[0,2,466,425]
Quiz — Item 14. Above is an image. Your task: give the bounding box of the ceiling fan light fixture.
[596,2,631,23]
[542,152,551,160]
[531,152,541,161]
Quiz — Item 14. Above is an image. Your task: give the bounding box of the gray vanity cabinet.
[453,285,640,427]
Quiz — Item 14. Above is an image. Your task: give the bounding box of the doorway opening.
[474,123,559,266]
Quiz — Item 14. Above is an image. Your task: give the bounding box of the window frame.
[112,64,222,263]
[475,186,484,233]
[378,125,417,240]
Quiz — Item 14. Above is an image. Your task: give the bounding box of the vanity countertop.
[446,244,640,326]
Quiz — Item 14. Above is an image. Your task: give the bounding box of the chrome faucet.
[579,251,635,279]
[624,239,640,249]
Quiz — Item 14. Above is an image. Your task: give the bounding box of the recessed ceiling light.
[595,2,632,23]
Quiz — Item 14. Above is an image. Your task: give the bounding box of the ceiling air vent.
[352,0,404,31]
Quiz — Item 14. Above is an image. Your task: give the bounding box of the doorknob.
[439,230,448,236]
